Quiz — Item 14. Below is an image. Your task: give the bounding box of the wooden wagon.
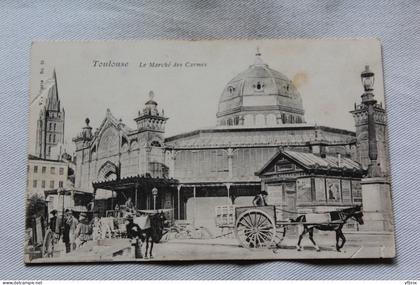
[218,205,345,249]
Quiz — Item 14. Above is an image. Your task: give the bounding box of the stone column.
[227,148,234,179]
[360,177,393,232]
[193,186,196,227]
[177,185,182,220]
[225,183,232,205]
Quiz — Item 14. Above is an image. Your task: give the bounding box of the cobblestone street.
[32,231,395,263]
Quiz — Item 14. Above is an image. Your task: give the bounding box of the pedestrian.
[49,210,58,234]
[75,212,93,247]
[125,215,142,240]
[252,190,268,207]
[91,213,101,241]
[124,197,134,212]
[63,209,78,253]
[114,204,121,217]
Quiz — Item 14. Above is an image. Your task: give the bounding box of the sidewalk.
[31,230,395,263]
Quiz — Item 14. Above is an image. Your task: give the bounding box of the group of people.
[49,209,94,253]
[46,193,267,255]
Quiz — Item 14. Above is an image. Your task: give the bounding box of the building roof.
[28,154,66,163]
[45,69,61,112]
[165,125,356,149]
[256,150,365,176]
[283,150,363,170]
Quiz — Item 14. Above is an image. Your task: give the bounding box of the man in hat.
[124,197,135,212]
[63,209,78,253]
[252,190,268,207]
[49,210,58,234]
[75,212,93,247]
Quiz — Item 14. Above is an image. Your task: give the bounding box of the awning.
[92,175,178,191]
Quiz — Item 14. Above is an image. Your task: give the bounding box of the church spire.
[46,69,60,111]
[53,68,58,88]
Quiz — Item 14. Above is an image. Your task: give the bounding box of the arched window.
[151,141,162,147]
[234,116,240,125]
[227,86,235,95]
[53,123,56,131]
[244,115,254,126]
[53,134,56,142]
[227,118,233,126]
[49,123,52,131]
[289,115,294,123]
[121,136,128,148]
[281,113,287,124]
[254,81,264,91]
[256,114,265,126]
[48,134,51,142]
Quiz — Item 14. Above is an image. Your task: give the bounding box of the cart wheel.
[42,229,55,258]
[235,209,276,249]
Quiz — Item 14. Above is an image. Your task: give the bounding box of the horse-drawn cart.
[217,204,364,251]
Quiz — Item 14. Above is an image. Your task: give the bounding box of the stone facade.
[73,92,168,194]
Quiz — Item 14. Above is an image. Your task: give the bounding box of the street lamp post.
[57,187,65,234]
[152,187,158,210]
[360,65,381,178]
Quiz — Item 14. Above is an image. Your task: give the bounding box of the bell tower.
[350,65,388,176]
[134,91,168,177]
[35,69,65,160]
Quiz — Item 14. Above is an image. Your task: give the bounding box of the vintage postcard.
[25,39,395,263]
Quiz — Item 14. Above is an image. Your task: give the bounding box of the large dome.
[216,51,305,127]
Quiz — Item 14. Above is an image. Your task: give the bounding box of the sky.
[27,39,385,155]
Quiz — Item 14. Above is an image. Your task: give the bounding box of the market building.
[72,52,388,233]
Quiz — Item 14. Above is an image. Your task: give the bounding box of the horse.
[291,205,364,252]
[131,211,166,259]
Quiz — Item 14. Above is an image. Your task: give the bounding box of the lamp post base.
[360,177,394,232]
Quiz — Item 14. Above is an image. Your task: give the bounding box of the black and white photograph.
[24,39,395,263]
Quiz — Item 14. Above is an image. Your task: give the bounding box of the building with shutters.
[26,154,69,197]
